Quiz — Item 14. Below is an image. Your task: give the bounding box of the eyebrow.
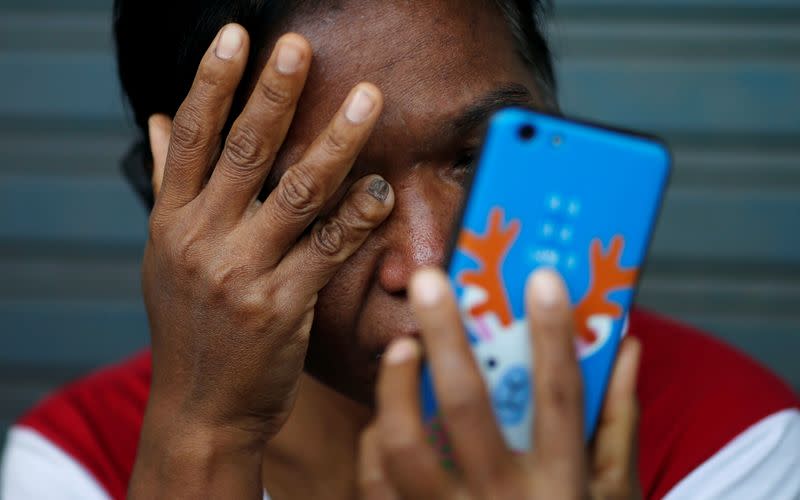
[449,82,534,140]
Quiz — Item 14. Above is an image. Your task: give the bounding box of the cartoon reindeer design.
[454,207,638,449]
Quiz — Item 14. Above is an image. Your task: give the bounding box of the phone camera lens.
[519,124,536,141]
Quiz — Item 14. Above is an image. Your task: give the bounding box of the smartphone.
[419,108,671,456]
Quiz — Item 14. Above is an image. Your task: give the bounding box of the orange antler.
[573,236,638,343]
[458,208,521,327]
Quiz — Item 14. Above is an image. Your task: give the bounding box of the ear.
[147,114,172,198]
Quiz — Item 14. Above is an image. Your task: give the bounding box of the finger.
[526,269,586,485]
[409,268,514,494]
[158,24,249,213]
[255,82,383,259]
[276,174,393,293]
[590,336,642,499]
[148,114,172,199]
[204,33,312,221]
[358,425,400,500]
[376,337,457,499]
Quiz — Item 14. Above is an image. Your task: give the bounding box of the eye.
[486,357,497,370]
[453,149,477,171]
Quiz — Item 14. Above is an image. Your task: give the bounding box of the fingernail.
[345,87,376,124]
[412,269,445,307]
[367,177,390,202]
[385,337,419,365]
[529,268,566,309]
[276,42,303,74]
[216,26,243,60]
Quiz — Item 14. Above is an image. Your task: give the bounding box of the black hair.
[113,0,557,206]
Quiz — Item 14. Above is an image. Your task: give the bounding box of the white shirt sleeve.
[664,408,800,500]
[4,410,797,500]
[0,426,110,500]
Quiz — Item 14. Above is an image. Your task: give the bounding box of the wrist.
[142,391,269,453]
[146,372,278,442]
[129,397,267,499]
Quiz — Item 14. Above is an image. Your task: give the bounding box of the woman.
[2,1,798,498]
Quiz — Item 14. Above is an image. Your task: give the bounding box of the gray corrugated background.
[1,0,798,448]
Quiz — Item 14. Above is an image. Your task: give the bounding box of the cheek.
[312,172,467,333]
[314,240,380,333]
[403,173,468,257]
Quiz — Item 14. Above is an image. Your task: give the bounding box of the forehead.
[275,0,539,149]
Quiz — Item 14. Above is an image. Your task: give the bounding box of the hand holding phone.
[420,108,671,452]
[363,266,644,499]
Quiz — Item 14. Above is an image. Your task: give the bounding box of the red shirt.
[6,309,800,499]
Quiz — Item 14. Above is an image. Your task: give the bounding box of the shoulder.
[2,351,152,500]
[2,317,798,499]
[629,308,800,499]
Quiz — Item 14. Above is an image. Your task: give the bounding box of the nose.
[376,173,457,296]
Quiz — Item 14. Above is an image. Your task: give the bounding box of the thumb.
[147,114,172,198]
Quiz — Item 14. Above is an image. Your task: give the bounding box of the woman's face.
[260,0,547,404]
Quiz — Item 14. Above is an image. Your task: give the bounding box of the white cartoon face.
[470,316,532,451]
[460,286,618,451]
[461,286,533,450]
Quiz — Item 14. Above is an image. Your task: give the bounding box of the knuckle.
[173,231,207,274]
[263,279,288,308]
[205,261,249,302]
[439,383,483,420]
[542,375,581,413]
[379,423,426,463]
[234,289,271,325]
[321,127,352,157]
[223,126,266,174]
[312,219,346,258]
[345,191,385,227]
[256,77,293,109]
[274,286,318,324]
[170,109,207,150]
[194,60,227,91]
[276,167,323,217]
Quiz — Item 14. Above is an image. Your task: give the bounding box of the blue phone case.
[420,108,671,456]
